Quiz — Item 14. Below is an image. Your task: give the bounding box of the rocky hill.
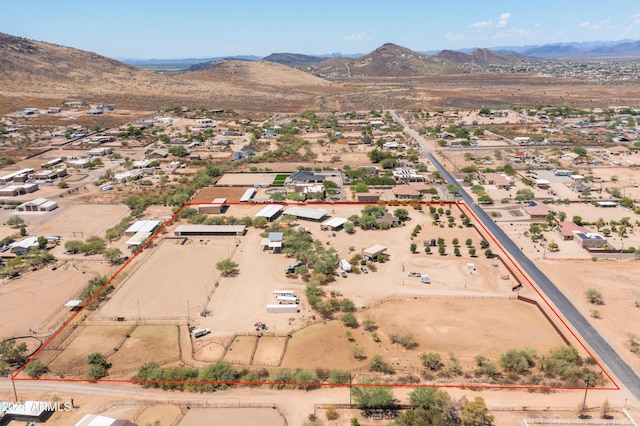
[262,52,326,67]
[310,43,532,78]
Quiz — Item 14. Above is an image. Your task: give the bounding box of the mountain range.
[119,39,640,69]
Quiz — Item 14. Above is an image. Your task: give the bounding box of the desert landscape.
[1,12,640,425]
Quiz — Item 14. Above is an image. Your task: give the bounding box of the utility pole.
[11,378,17,402]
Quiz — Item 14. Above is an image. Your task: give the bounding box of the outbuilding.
[198,198,228,214]
[321,217,348,231]
[282,206,328,222]
[363,244,387,260]
[16,198,58,212]
[125,220,161,236]
[174,225,246,236]
[255,204,283,222]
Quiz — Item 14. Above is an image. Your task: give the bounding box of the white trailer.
[276,296,299,304]
[267,304,298,314]
[339,259,352,272]
[191,328,211,338]
[273,290,296,298]
[421,274,431,284]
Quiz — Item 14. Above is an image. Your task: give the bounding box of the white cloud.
[344,32,365,41]
[497,12,511,28]
[445,32,466,42]
[493,28,532,40]
[632,13,640,25]
[578,19,612,30]
[469,20,493,29]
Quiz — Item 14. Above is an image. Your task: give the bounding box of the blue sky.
[2,0,640,59]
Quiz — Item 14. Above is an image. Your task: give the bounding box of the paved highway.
[391,111,640,401]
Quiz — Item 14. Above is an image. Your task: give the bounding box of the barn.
[197,198,228,214]
[282,206,328,222]
[174,225,246,236]
[125,220,161,236]
[255,204,283,222]
[17,198,58,212]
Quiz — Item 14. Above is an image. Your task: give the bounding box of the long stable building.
[174,225,246,236]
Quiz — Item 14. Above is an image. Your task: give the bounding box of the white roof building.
[124,220,161,235]
[321,217,348,230]
[255,204,283,221]
[283,206,329,221]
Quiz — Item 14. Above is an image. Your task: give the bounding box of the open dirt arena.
[98,237,236,320]
[223,335,258,364]
[0,267,93,338]
[30,203,129,238]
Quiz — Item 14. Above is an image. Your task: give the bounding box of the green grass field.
[272,174,290,185]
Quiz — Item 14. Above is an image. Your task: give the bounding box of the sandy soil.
[223,335,258,364]
[253,336,288,366]
[0,266,93,338]
[538,258,640,374]
[98,238,236,320]
[107,325,180,376]
[47,325,132,375]
[29,203,129,239]
[178,407,285,426]
[136,404,183,426]
[281,298,568,373]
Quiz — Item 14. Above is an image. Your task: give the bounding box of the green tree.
[394,208,409,221]
[193,360,239,391]
[58,180,69,189]
[585,288,604,305]
[19,226,27,237]
[420,352,442,370]
[362,316,377,331]
[65,240,84,254]
[342,313,359,328]
[216,258,238,276]
[410,243,417,253]
[408,387,437,409]
[572,215,583,226]
[351,376,394,410]
[82,236,106,254]
[461,397,494,426]
[37,236,48,250]
[500,348,536,373]
[6,216,24,227]
[24,359,47,378]
[270,191,286,202]
[0,340,28,365]
[103,248,122,264]
[369,354,394,374]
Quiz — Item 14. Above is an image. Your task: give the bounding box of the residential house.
[482,173,514,190]
[522,201,552,220]
[392,185,421,200]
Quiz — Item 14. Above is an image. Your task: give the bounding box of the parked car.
[361,266,369,274]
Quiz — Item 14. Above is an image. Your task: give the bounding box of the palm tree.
[581,373,597,416]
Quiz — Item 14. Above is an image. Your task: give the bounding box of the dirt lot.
[253,336,288,365]
[282,298,569,372]
[29,203,129,239]
[107,325,180,376]
[223,335,258,364]
[47,325,132,375]
[98,237,236,320]
[538,258,640,374]
[0,266,93,338]
[190,186,252,203]
[179,407,285,426]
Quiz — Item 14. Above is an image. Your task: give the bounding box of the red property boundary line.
[11,201,618,392]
